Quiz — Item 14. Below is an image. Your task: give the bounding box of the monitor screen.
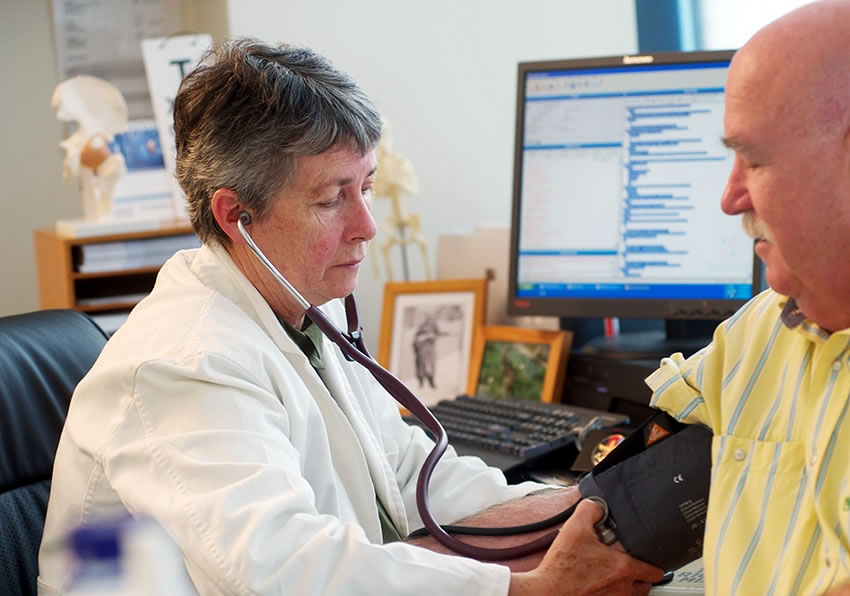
[507,50,760,323]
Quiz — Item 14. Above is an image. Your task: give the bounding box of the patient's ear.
[211,189,244,244]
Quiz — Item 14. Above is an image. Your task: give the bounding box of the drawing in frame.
[378,278,487,407]
[466,325,573,403]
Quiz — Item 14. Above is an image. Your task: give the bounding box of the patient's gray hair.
[173,38,383,246]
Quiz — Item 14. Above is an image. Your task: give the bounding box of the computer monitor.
[507,49,761,358]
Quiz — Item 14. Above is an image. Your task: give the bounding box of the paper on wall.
[141,34,213,220]
[51,0,183,120]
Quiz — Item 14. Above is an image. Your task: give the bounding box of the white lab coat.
[38,244,541,595]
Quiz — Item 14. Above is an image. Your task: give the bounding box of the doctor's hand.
[508,499,664,596]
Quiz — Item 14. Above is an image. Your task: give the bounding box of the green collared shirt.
[281,317,325,371]
[281,317,403,544]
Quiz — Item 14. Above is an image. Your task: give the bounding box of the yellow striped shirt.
[646,289,850,595]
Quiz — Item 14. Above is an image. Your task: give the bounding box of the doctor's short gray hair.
[173,38,383,246]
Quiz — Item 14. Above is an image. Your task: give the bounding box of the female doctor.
[38,39,662,595]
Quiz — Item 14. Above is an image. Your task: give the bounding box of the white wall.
[227,0,638,353]
[1,1,82,316]
[697,0,815,49]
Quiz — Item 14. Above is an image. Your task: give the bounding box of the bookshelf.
[33,224,197,327]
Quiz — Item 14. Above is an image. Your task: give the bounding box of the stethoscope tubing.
[237,214,561,560]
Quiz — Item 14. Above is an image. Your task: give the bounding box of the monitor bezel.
[507,49,761,321]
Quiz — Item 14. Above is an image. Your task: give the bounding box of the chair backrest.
[0,310,107,596]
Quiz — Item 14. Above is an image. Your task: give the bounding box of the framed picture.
[378,279,488,406]
[467,325,573,403]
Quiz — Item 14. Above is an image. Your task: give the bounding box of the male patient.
[646,1,850,593]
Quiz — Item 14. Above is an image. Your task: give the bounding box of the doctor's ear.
[211,188,249,244]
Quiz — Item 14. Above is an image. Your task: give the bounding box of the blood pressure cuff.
[578,411,712,571]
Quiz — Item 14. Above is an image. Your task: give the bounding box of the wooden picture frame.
[466,325,573,403]
[378,278,487,406]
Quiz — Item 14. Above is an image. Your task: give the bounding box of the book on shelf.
[76,293,150,307]
[89,311,131,336]
[77,234,200,273]
[55,216,182,239]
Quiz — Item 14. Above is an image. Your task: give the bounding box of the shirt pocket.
[711,434,807,527]
[713,434,806,480]
[708,435,809,592]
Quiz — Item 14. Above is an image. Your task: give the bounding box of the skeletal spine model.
[373,120,431,281]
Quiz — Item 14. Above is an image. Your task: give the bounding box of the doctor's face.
[250,145,378,310]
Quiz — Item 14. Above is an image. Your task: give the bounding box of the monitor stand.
[579,319,717,361]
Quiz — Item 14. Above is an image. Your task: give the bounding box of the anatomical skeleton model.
[52,75,128,221]
[373,121,431,281]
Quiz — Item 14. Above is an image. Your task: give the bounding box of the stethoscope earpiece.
[239,211,252,226]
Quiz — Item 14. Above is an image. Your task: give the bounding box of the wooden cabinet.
[33,224,197,314]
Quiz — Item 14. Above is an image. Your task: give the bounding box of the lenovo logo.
[623,54,654,65]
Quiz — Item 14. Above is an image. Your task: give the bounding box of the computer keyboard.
[404,395,629,472]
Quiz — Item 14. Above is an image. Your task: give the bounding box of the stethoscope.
[236,211,593,560]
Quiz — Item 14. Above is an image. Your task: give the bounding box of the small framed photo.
[467,325,573,403]
[378,279,488,406]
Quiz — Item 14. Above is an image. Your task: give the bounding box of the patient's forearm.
[406,486,579,571]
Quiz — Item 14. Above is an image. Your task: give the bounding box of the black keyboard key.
[403,395,629,470]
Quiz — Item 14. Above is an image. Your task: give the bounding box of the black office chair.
[0,310,107,596]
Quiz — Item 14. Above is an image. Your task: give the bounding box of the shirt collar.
[281,317,325,370]
[778,297,834,342]
[779,297,807,329]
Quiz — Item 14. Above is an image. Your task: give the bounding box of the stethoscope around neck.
[237,211,569,560]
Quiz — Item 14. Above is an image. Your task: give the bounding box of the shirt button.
[810,454,818,466]
[734,448,746,461]
[833,360,842,371]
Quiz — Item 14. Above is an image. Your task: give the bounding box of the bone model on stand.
[373,120,431,281]
[52,75,129,221]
